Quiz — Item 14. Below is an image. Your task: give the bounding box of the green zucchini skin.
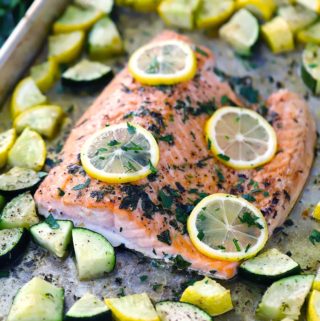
[0,167,43,196]
[0,228,29,266]
[301,65,318,94]
[64,311,112,321]
[239,265,301,284]
[61,60,114,92]
[239,248,301,284]
[61,71,114,91]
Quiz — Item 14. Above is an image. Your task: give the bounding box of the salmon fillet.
[35,31,316,279]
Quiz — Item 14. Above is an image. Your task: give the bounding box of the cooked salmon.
[35,31,316,279]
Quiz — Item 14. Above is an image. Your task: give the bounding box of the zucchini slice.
[105,293,159,321]
[0,194,5,212]
[0,167,42,192]
[0,192,39,229]
[239,248,300,283]
[72,228,115,280]
[8,128,46,171]
[278,5,317,33]
[0,228,29,266]
[302,43,320,95]
[158,0,201,30]
[30,220,73,258]
[11,77,47,118]
[0,128,16,168]
[219,9,259,56]
[256,275,314,321]
[88,17,123,59]
[66,293,112,321]
[156,301,212,321]
[49,31,85,64]
[62,60,113,90]
[30,58,59,92]
[7,277,64,321]
[180,277,233,316]
[75,0,114,14]
[53,5,104,34]
[14,105,64,139]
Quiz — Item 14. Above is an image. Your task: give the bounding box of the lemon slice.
[206,107,277,170]
[8,128,46,171]
[262,17,294,54]
[53,5,104,33]
[219,9,259,56]
[81,123,159,183]
[296,0,320,13]
[30,58,59,92]
[11,77,47,118]
[187,193,268,262]
[49,31,85,64]
[180,277,233,316]
[14,105,64,139]
[235,0,276,21]
[105,293,160,321]
[308,290,320,321]
[128,40,197,86]
[0,129,16,168]
[195,0,235,29]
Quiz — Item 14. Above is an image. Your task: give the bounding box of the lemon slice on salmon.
[0,128,16,168]
[128,40,197,85]
[187,193,268,262]
[205,107,277,170]
[81,123,159,183]
[307,290,320,321]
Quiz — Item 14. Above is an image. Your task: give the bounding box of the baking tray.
[1,2,320,321]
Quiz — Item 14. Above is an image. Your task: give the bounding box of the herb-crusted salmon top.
[35,31,316,279]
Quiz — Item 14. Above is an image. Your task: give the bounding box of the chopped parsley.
[139,275,148,282]
[197,230,205,241]
[45,214,60,229]
[207,138,212,150]
[125,161,137,173]
[57,187,65,197]
[233,239,241,252]
[159,134,174,145]
[171,255,192,270]
[127,122,136,135]
[195,46,208,57]
[158,189,173,209]
[309,230,320,245]
[72,178,91,191]
[217,154,230,161]
[157,230,172,245]
[121,142,143,151]
[239,212,263,229]
[148,160,158,174]
[242,194,256,202]
[108,140,120,146]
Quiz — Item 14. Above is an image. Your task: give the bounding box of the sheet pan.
[1,2,320,320]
